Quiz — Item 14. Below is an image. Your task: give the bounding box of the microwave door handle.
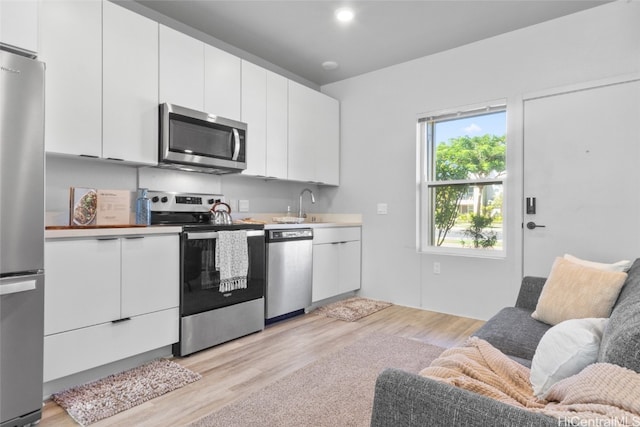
[231,128,241,161]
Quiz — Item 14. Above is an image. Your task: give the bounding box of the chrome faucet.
[298,188,315,218]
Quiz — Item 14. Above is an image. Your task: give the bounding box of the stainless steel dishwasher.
[265,228,313,322]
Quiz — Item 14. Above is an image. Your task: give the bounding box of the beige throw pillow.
[532,257,627,325]
[563,254,632,272]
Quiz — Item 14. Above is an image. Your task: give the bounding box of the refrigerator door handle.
[0,279,37,296]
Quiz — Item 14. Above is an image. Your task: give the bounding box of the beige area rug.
[314,297,393,321]
[189,334,444,427]
[51,358,201,426]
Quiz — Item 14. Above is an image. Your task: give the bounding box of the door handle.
[0,279,36,296]
[231,128,241,161]
[526,222,546,230]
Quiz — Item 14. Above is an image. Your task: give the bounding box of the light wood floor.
[40,304,484,427]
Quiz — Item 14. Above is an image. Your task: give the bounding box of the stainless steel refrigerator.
[0,49,45,427]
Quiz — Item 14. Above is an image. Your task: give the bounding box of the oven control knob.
[151,196,160,203]
[207,198,215,205]
[161,196,169,203]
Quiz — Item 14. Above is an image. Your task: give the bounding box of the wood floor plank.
[40,304,484,427]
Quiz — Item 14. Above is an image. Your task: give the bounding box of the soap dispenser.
[135,188,151,225]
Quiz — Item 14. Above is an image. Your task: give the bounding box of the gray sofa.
[370,259,640,427]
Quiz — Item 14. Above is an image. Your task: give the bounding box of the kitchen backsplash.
[46,154,332,226]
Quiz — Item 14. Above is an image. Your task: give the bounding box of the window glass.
[419,106,506,253]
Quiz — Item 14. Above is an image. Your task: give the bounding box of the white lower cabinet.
[44,234,179,382]
[312,227,361,302]
[43,308,178,383]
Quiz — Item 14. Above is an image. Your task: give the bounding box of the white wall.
[321,1,640,320]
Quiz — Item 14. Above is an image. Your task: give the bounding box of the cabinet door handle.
[97,237,118,241]
[125,236,144,240]
[111,317,131,324]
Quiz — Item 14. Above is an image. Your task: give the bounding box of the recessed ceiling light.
[322,61,339,71]
[335,7,354,23]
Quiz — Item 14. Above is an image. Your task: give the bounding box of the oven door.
[181,230,265,316]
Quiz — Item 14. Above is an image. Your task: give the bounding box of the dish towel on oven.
[215,230,249,292]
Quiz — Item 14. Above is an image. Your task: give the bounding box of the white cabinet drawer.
[44,308,178,382]
[313,227,361,245]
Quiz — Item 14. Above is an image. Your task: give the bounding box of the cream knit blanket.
[419,337,640,426]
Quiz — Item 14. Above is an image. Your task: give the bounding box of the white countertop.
[237,213,362,230]
[45,213,361,238]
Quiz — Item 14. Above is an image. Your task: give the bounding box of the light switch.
[377,203,388,215]
[239,200,250,212]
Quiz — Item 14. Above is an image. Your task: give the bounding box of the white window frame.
[417,100,507,258]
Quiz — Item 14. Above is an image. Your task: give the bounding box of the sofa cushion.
[532,257,627,325]
[472,307,551,362]
[530,317,608,399]
[598,258,640,373]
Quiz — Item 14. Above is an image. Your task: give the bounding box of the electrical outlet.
[239,200,250,212]
[377,203,388,215]
[433,262,441,274]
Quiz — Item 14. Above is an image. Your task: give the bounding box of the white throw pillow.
[530,317,608,400]
[564,254,632,272]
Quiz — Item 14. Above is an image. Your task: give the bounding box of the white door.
[523,79,640,277]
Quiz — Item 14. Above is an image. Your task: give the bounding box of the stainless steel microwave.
[159,103,247,174]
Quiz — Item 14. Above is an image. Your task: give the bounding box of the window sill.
[418,246,506,259]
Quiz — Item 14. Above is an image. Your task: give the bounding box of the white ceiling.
[134,0,609,86]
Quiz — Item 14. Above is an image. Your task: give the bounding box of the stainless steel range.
[149,191,265,356]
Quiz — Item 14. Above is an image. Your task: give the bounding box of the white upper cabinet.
[39,0,102,157]
[265,72,288,179]
[0,0,38,55]
[103,1,158,165]
[241,60,267,176]
[36,4,339,181]
[205,44,241,121]
[159,24,204,111]
[288,80,340,185]
[314,92,340,185]
[241,61,289,179]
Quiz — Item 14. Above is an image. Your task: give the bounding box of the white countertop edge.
[45,226,183,239]
[264,222,362,230]
[45,218,362,238]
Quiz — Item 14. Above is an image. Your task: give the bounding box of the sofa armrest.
[514,276,547,310]
[370,368,557,427]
